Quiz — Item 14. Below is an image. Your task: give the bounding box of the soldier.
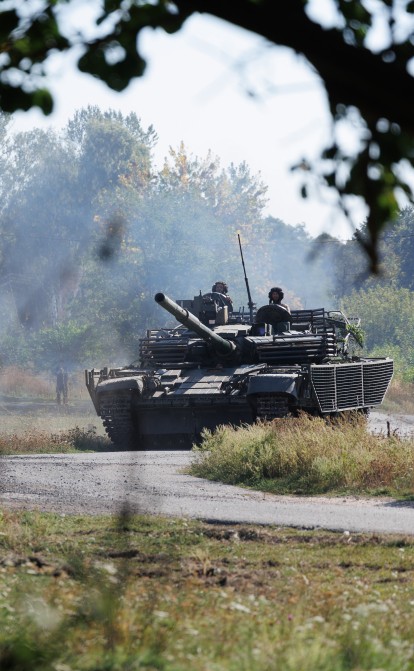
[268,287,290,312]
[268,286,291,334]
[211,280,233,312]
[56,364,68,405]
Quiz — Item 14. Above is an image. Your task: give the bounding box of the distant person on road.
[56,365,68,405]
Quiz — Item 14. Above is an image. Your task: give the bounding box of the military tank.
[85,289,394,450]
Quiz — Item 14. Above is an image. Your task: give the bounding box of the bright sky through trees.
[11,9,366,240]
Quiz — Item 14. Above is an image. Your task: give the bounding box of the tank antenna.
[238,233,255,323]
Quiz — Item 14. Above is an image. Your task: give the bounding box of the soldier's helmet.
[212,281,229,294]
[268,287,284,301]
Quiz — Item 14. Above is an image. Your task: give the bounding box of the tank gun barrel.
[155,292,236,356]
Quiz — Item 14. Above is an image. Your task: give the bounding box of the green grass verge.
[1,511,414,670]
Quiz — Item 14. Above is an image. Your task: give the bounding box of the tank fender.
[95,376,145,395]
[247,373,300,399]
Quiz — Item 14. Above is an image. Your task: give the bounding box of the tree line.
[3,1,414,272]
[0,107,413,380]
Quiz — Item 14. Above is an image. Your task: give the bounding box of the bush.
[190,413,414,497]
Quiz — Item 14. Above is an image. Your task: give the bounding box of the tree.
[331,230,400,299]
[2,2,414,271]
[342,286,414,381]
[0,127,79,328]
[0,108,157,331]
[0,110,278,365]
[381,207,414,291]
[97,142,271,309]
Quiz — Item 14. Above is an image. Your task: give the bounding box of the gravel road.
[1,410,414,535]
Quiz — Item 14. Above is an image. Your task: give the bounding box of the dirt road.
[0,410,413,535]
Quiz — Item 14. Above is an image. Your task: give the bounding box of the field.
[0,366,108,451]
[0,396,109,453]
[1,511,414,671]
[0,403,103,434]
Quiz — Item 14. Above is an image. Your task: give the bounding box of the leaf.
[0,9,20,38]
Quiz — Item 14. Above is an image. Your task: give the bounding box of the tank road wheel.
[99,391,139,450]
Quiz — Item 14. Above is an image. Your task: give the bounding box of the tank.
[85,289,394,450]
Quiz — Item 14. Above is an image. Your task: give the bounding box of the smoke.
[0,109,342,377]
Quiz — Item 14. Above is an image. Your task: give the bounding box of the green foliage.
[345,322,365,348]
[0,330,33,368]
[340,282,414,381]
[331,220,409,300]
[382,206,414,291]
[33,322,95,369]
[342,285,414,354]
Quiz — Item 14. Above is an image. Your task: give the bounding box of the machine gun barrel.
[155,292,236,356]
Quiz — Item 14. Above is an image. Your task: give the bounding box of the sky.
[11,6,362,241]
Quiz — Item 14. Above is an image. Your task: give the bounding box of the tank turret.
[155,292,236,357]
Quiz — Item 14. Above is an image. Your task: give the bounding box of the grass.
[0,366,109,453]
[0,366,52,399]
[189,413,414,499]
[1,511,414,671]
[0,424,111,454]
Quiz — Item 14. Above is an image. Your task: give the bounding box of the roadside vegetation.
[189,413,414,500]
[381,379,414,415]
[0,425,110,455]
[1,511,414,671]
[185,380,414,500]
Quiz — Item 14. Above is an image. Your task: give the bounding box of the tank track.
[99,391,137,449]
[256,394,290,420]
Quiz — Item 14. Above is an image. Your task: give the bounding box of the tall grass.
[190,413,414,497]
